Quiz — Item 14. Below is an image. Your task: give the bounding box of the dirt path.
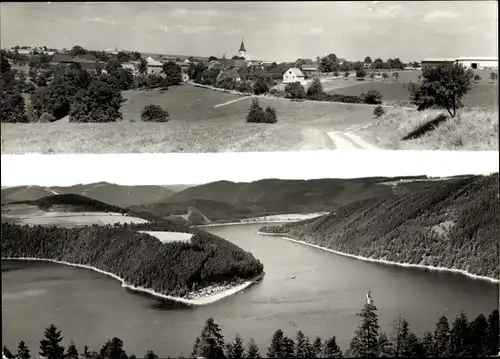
[326,131,380,150]
[298,128,336,150]
[214,96,252,108]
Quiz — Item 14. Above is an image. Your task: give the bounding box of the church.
[238,38,249,60]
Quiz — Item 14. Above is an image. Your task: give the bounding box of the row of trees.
[261,173,499,279]
[1,221,264,297]
[4,298,498,358]
[317,54,407,73]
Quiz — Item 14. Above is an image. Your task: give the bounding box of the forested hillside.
[1,222,264,297]
[260,174,499,279]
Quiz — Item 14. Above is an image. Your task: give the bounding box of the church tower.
[238,38,247,59]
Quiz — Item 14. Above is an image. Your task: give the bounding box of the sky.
[0,1,498,63]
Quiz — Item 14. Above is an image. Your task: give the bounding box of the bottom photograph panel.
[1,156,499,359]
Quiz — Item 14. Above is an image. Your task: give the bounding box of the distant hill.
[260,173,499,280]
[1,182,177,207]
[5,194,129,214]
[138,176,438,224]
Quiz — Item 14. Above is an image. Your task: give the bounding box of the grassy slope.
[357,107,499,150]
[1,86,377,153]
[260,174,499,279]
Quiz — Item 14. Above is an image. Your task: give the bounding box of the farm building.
[282,67,306,85]
[421,57,456,69]
[145,56,163,75]
[455,57,498,70]
[301,63,319,75]
[216,69,241,83]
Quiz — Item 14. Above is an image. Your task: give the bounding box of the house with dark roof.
[301,63,319,74]
[216,69,241,83]
[50,54,75,65]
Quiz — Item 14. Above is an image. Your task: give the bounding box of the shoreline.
[257,232,499,284]
[196,212,328,228]
[1,257,265,305]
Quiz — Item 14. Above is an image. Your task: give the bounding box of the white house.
[145,56,164,75]
[282,67,306,85]
[455,57,498,70]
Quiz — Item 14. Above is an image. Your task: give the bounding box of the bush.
[410,63,473,117]
[333,71,339,77]
[237,81,253,93]
[39,112,55,123]
[253,76,269,95]
[145,74,164,89]
[264,106,278,124]
[356,68,366,80]
[361,89,383,104]
[326,93,363,104]
[307,78,324,98]
[382,73,389,80]
[284,82,306,99]
[373,106,385,118]
[216,76,237,90]
[141,104,169,122]
[269,88,278,96]
[246,98,266,123]
[0,88,28,123]
[343,71,350,79]
[162,61,183,86]
[69,80,124,123]
[473,74,481,83]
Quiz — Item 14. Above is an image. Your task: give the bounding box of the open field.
[1,204,149,227]
[357,108,499,150]
[138,230,193,243]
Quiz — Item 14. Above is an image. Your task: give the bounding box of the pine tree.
[449,310,472,358]
[245,338,261,358]
[402,333,423,358]
[303,337,316,358]
[66,341,79,359]
[3,346,15,359]
[267,330,284,358]
[225,334,244,359]
[129,355,137,359]
[378,332,393,358]
[282,336,295,358]
[470,313,488,357]
[144,350,159,359]
[420,332,435,357]
[99,337,128,359]
[348,297,380,357]
[312,337,322,357]
[322,336,343,358]
[39,324,65,359]
[246,98,265,123]
[16,341,31,359]
[390,314,407,357]
[192,317,226,359]
[486,310,499,356]
[294,330,307,358]
[433,315,451,357]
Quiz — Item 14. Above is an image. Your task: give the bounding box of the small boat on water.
[290,275,296,279]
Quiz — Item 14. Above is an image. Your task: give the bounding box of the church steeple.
[239,38,246,53]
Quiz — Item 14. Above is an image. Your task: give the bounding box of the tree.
[364,56,372,65]
[39,324,65,359]
[208,56,218,62]
[473,74,481,83]
[470,313,488,357]
[16,341,30,359]
[312,337,322,357]
[253,76,269,95]
[3,346,15,359]
[343,71,349,80]
[69,80,123,123]
[66,341,79,359]
[378,332,393,358]
[99,337,128,359]
[322,336,343,358]
[382,73,389,80]
[105,58,122,74]
[141,104,169,122]
[320,53,338,73]
[108,68,134,90]
[392,72,400,81]
[144,350,159,359]
[420,332,435,357]
[246,338,261,359]
[486,310,499,356]
[162,61,183,85]
[369,72,375,81]
[433,315,451,357]
[449,311,472,358]
[306,78,324,99]
[225,334,244,359]
[294,330,307,358]
[362,89,383,104]
[69,45,87,57]
[409,63,473,117]
[356,68,366,80]
[192,317,226,359]
[236,81,253,93]
[284,82,306,99]
[0,88,28,123]
[348,296,380,357]
[246,98,266,123]
[489,72,498,83]
[1,54,12,74]
[138,58,148,75]
[267,330,285,358]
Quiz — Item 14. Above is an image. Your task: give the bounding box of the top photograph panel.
[1,1,498,154]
